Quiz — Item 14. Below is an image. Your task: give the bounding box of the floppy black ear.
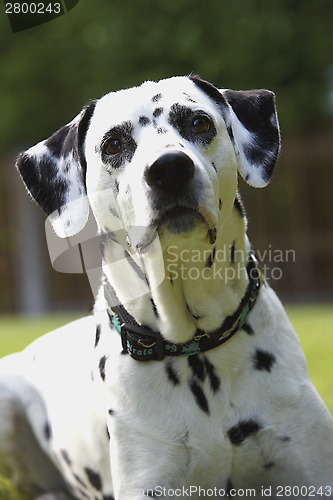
[190,76,281,187]
[222,88,280,187]
[16,101,96,237]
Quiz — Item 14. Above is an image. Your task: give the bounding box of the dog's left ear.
[190,77,281,187]
[222,88,280,187]
[16,101,96,237]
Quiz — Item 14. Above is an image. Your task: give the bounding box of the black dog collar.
[105,253,263,361]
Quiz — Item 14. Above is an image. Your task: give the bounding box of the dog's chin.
[134,208,207,254]
[158,207,205,235]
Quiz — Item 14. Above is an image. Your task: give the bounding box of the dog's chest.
[93,319,254,484]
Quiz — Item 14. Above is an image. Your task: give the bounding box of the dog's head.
[17,76,280,252]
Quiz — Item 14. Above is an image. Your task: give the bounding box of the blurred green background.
[0,0,332,314]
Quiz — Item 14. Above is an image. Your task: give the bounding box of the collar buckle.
[121,323,165,361]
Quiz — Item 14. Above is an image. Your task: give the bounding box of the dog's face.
[85,76,241,252]
[16,76,280,254]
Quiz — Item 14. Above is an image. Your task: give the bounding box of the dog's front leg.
[108,421,188,500]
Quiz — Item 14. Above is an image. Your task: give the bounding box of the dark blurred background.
[0,0,332,314]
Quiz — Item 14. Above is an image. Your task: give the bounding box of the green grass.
[0,313,82,357]
[285,303,333,414]
[0,476,28,500]
[0,305,332,498]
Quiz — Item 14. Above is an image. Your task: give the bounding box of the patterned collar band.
[105,252,263,362]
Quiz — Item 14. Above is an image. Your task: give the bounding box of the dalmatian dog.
[0,76,333,500]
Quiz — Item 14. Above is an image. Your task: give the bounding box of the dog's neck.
[100,197,251,344]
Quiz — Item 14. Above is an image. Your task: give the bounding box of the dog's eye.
[104,138,123,155]
[192,116,211,134]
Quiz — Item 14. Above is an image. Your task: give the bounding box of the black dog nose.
[145,152,195,193]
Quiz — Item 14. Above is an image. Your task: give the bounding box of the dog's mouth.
[133,206,208,253]
[157,206,205,234]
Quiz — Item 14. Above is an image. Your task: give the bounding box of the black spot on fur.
[212,162,217,172]
[124,250,147,283]
[188,355,205,381]
[165,360,180,385]
[145,489,158,497]
[85,467,102,491]
[168,103,217,146]
[109,203,120,219]
[206,247,216,268]
[230,241,235,263]
[78,488,89,498]
[157,127,167,134]
[46,125,71,158]
[78,101,97,184]
[208,227,217,244]
[263,461,275,470]
[279,435,291,442]
[219,198,222,210]
[151,298,159,317]
[95,325,101,348]
[16,153,67,216]
[108,408,114,416]
[244,144,269,169]
[189,379,209,414]
[183,92,196,103]
[233,193,245,217]
[74,473,88,488]
[227,124,235,144]
[179,431,189,445]
[99,355,107,381]
[253,349,276,373]
[106,425,111,440]
[139,116,150,126]
[227,419,262,446]
[225,478,234,497]
[152,93,162,102]
[44,420,52,440]
[153,107,163,118]
[242,322,255,335]
[204,357,221,392]
[60,449,71,466]
[114,179,119,194]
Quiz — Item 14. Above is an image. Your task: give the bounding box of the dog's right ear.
[16,101,96,238]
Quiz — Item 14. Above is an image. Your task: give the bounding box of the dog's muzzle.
[144,152,205,235]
